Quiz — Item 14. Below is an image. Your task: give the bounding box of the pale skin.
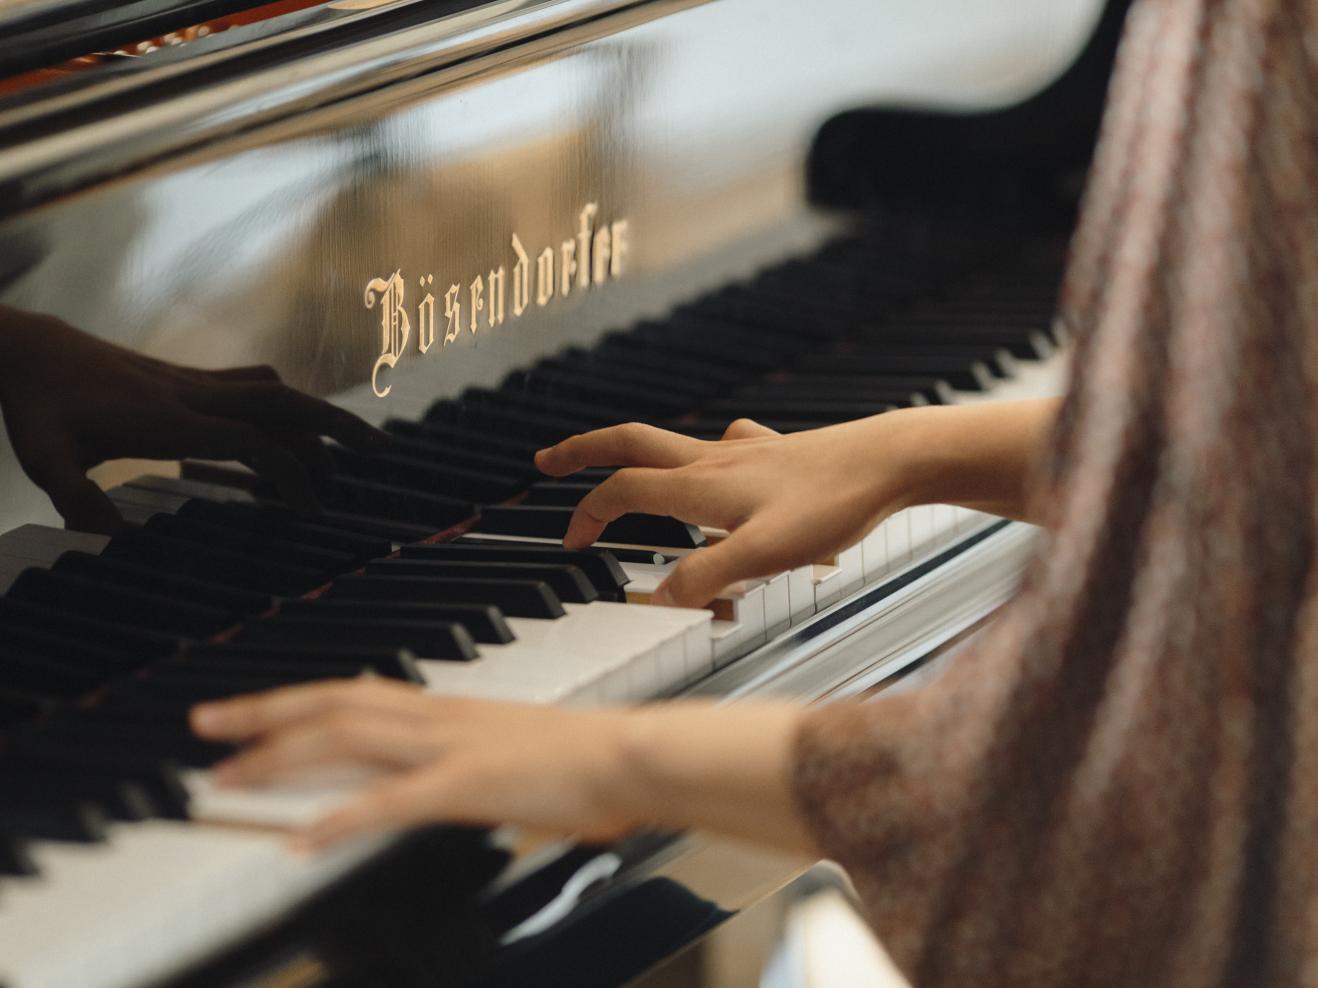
[192,398,1060,853]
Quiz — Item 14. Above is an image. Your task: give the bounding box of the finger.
[45,464,123,535]
[271,430,335,486]
[165,411,325,515]
[563,467,685,549]
[211,715,432,786]
[535,423,704,477]
[192,381,389,453]
[720,418,780,441]
[15,434,124,535]
[653,517,783,607]
[295,766,461,851]
[192,678,425,741]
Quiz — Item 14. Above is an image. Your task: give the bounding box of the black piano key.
[469,385,628,429]
[278,599,512,645]
[0,835,37,876]
[704,398,915,422]
[267,505,436,546]
[23,721,234,767]
[584,342,747,388]
[0,685,57,729]
[539,355,715,400]
[425,399,599,443]
[52,551,274,617]
[370,433,539,481]
[329,574,565,620]
[798,352,995,391]
[0,770,154,822]
[160,654,402,681]
[857,322,1055,359]
[475,505,705,549]
[0,646,103,699]
[741,374,959,404]
[102,531,326,597]
[7,567,236,638]
[0,751,191,821]
[175,499,392,560]
[182,643,424,683]
[144,513,354,575]
[385,418,543,461]
[681,293,848,341]
[236,615,479,662]
[122,669,363,705]
[0,598,181,660]
[402,542,629,599]
[160,468,458,543]
[0,798,107,843]
[830,342,1019,379]
[319,475,476,530]
[627,323,787,369]
[522,482,596,507]
[328,446,521,504]
[504,367,691,418]
[1,624,144,678]
[367,558,598,605]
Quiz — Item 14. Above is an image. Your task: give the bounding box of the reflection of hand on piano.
[535,399,1059,608]
[191,677,816,856]
[0,306,389,534]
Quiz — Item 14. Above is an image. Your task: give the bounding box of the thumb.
[653,519,779,608]
[44,464,123,535]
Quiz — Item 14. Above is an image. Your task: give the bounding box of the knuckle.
[615,421,650,448]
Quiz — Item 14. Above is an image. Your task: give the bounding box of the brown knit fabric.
[792,2,1318,985]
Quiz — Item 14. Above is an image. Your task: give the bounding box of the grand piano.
[0,1,1127,984]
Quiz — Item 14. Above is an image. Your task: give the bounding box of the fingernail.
[651,586,673,607]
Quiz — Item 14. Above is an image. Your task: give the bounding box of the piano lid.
[0,0,495,81]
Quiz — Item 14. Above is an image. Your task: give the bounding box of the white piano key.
[621,558,768,662]
[421,602,711,705]
[0,821,380,988]
[185,770,374,829]
[0,525,110,594]
[811,563,844,610]
[860,524,888,582]
[760,571,791,638]
[833,544,864,596]
[906,505,935,561]
[787,565,816,625]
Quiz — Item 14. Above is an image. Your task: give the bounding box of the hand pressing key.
[533,401,1060,609]
[0,306,389,534]
[533,416,917,608]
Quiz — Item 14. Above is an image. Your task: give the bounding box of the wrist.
[865,404,966,510]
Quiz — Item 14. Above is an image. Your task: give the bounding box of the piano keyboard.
[0,227,1067,988]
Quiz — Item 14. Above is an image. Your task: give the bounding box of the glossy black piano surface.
[0,0,1123,985]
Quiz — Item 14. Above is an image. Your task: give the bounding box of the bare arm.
[192,681,815,855]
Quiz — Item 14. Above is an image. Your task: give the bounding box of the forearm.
[885,397,1060,524]
[601,700,818,855]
